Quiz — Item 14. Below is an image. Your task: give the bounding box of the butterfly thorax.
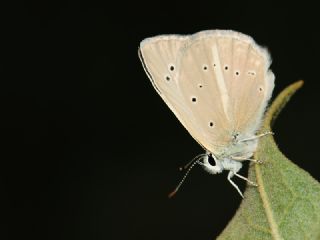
[214,132,258,160]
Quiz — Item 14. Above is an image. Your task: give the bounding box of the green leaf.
[218,81,320,240]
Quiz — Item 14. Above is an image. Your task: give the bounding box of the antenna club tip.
[168,190,177,198]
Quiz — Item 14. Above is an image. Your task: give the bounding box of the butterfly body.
[202,156,242,175]
[139,30,274,197]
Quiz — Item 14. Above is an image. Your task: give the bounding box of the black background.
[2,1,320,240]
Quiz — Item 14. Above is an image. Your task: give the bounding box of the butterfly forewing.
[177,36,233,151]
[139,36,203,146]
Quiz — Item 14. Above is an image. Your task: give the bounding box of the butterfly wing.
[139,34,231,153]
[205,31,275,136]
[138,35,202,146]
[139,30,274,154]
[138,35,190,120]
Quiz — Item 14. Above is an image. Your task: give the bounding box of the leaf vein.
[255,164,283,240]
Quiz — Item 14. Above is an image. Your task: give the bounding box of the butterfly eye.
[203,65,208,71]
[169,65,175,71]
[207,155,215,165]
[224,65,229,71]
[191,97,197,103]
[165,76,171,81]
[235,71,240,76]
[209,121,214,127]
[258,86,264,92]
[198,84,203,88]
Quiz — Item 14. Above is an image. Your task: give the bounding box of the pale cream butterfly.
[138,30,275,198]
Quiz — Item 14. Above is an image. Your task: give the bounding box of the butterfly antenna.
[168,159,202,198]
[179,153,207,171]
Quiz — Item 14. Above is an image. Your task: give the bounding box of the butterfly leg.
[240,131,274,142]
[227,171,244,198]
[231,156,263,164]
[233,172,258,186]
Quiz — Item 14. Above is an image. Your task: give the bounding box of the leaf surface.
[218,81,320,240]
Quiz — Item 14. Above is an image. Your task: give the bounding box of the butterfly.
[138,30,275,197]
